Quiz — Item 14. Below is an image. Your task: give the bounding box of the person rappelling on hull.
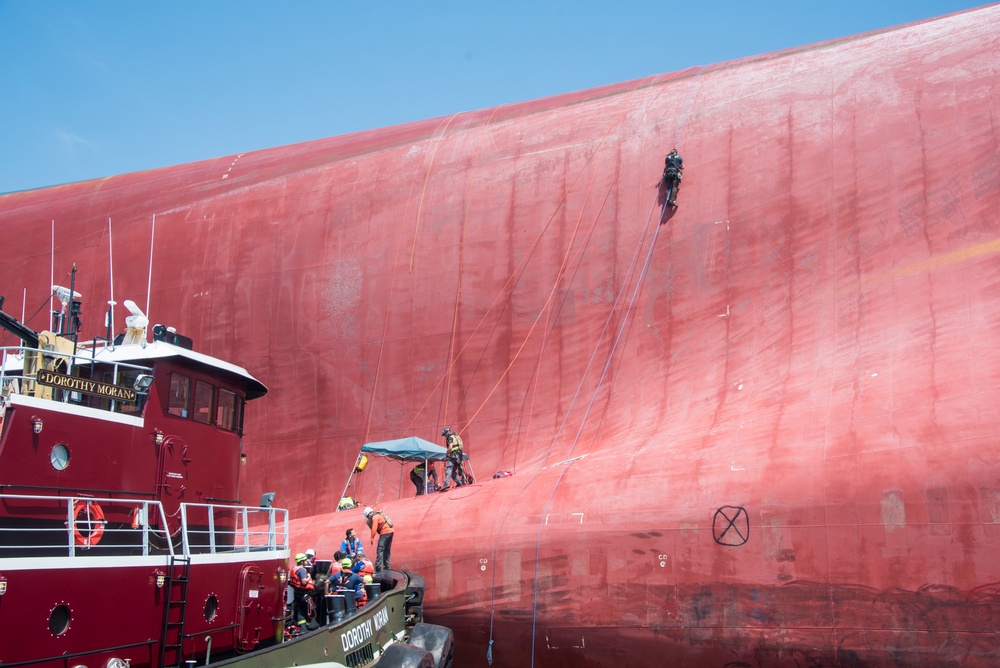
[662,148,683,207]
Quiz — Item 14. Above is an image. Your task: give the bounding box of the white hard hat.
[363,506,374,517]
[305,549,315,557]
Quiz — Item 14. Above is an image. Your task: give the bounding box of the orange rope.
[405,75,659,435]
[441,105,506,429]
[409,113,460,272]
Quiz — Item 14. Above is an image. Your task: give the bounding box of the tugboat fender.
[405,624,454,668]
[373,642,434,668]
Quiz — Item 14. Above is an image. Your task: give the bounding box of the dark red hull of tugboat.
[3,4,1000,666]
[1,559,283,667]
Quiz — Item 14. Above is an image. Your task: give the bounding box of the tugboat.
[0,273,451,668]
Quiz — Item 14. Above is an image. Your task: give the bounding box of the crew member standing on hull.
[662,148,683,207]
[441,427,467,489]
[364,506,395,572]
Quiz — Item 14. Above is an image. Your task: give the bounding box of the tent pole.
[339,471,355,512]
[464,454,475,484]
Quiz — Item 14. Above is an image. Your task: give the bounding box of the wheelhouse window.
[98,367,144,415]
[168,373,191,418]
[217,389,238,431]
[193,380,214,424]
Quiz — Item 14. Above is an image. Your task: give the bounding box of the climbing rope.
[441,105,505,428]
[524,67,708,668]
[528,192,666,667]
[409,114,461,273]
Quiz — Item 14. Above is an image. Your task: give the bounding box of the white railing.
[179,503,289,555]
[0,494,289,558]
[0,495,173,557]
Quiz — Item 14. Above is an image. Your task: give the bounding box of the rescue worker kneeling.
[327,557,367,609]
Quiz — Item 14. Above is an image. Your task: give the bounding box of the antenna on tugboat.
[69,264,79,357]
[51,267,82,342]
[105,300,117,347]
[107,217,116,344]
[49,219,54,332]
[145,213,156,332]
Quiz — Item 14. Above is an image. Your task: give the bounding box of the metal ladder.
[158,555,192,668]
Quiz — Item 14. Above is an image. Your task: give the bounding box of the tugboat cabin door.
[238,564,268,650]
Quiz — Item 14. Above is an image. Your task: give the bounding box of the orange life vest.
[289,565,314,591]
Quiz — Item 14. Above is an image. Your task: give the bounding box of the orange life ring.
[73,500,106,547]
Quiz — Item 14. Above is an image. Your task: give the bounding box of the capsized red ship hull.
[2,5,1000,665]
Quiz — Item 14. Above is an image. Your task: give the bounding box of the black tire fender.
[406,623,454,668]
[374,642,435,668]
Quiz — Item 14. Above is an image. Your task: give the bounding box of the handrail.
[178,502,289,556]
[0,493,288,559]
[0,494,173,557]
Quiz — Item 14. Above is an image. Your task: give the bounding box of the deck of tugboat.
[211,569,427,668]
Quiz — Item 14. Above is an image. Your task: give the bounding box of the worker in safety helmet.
[352,555,375,579]
[410,461,438,495]
[288,553,315,628]
[662,148,683,207]
[330,557,367,607]
[364,506,394,572]
[441,428,467,490]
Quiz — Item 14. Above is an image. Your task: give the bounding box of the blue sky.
[0,1,988,194]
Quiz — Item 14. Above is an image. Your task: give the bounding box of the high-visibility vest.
[289,565,313,591]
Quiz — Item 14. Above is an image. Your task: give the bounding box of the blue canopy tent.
[362,437,447,461]
[339,436,473,505]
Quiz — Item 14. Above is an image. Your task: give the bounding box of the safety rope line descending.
[406,76,661,439]
[528,200,665,668]
[526,66,709,668]
[485,154,667,665]
[448,77,665,436]
[481,75,677,666]
[458,154,615,433]
[544,191,661,454]
[409,114,461,273]
[441,105,505,431]
[358,113,460,510]
[505,176,618,473]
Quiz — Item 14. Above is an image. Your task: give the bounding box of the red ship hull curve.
[2,5,1000,665]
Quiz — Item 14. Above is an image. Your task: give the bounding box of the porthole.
[49,603,70,635]
[50,444,70,471]
[205,594,218,621]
